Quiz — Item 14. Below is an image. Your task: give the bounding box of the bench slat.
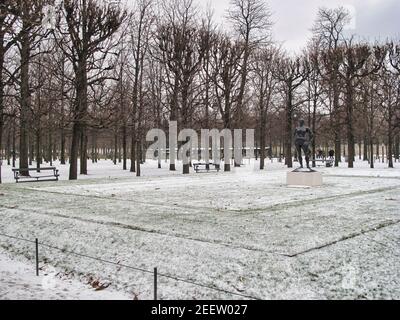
[13,167,57,172]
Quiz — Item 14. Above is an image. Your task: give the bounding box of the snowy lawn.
[0,250,129,300]
[0,158,399,299]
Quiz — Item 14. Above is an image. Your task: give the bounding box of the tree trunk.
[0,37,4,183]
[387,105,394,168]
[60,60,66,165]
[60,126,66,164]
[312,98,317,168]
[234,35,250,168]
[285,91,293,168]
[370,138,374,169]
[169,77,179,172]
[130,133,136,172]
[394,134,399,161]
[80,129,88,175]
[335,136,341,166]
[122,125,127,170]
[35,129,41,172]
[388,140,394,166]
[48,128,53,167]
[332,67,341,167]
[113,128,118,165]
[7,126,11,166]
[19,27,31,175]
[376,140,379,161]
[69,122,80,180]
[90,130,95,163]
[0,115,2,184]
[237,42,249,126]
[260,110,266,170]
[363,136,368,161]
[136,140,141,176]
[181,78,191,175]
[70,52,88,180]
[12,119,16,168]
[346,80,355,168]
[382,145,385,164]
[93,130,98,163]
[29,130,34,166]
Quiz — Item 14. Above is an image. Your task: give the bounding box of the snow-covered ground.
[0,158,399,299]
[0,250,129,300]
[1,159,185,184]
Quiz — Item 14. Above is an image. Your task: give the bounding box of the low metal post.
[35,238,39,276]
[154,267,158,300]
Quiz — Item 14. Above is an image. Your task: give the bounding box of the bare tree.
[337,41,383,168]
[113,38,130,171]
[304,41,325,167]
[5,1,49,176]
[389,42,400,162]
[380,51,399,168]
[0,0,19,183]
[157,0,206,173]
[127,0,153,176]
[209,34,243,171]
[228,0,272,166]
[313,7,350,166]
[147,57,165,169]
[199,7,217,131]
[274,55,309,168]
[251,46,279,169]
[54,0,126,180]
[227,0,272,125]
[361,71,381,168]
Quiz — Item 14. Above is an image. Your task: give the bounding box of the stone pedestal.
[287,170,323,187]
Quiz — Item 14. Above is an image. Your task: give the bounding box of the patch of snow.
[0,249,130,300]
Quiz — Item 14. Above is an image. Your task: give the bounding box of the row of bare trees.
[0,0,399,183]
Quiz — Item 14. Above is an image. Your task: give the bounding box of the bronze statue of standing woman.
[294,119,314,169]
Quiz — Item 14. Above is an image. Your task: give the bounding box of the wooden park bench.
[193,162,220,173]
[312,158,334,167]
[12,167,60,183]
[293,157,334,168]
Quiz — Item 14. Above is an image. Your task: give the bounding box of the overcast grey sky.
[196,0,400,52]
